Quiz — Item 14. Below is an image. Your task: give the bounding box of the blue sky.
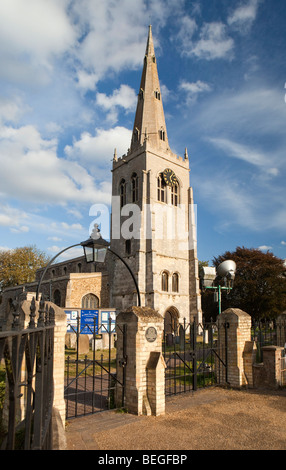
[0,0,286,265]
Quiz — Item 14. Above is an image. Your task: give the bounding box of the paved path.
[65,387,286,451]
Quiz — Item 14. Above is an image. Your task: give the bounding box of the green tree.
[212,247,286,319]
[0,246,50,292]
[198,260,209,270]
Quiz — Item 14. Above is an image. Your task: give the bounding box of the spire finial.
[145,24,155,56]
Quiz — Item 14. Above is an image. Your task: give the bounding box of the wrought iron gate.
[0,298,55,450]
[64,313,125,419]
[163,318,229,397]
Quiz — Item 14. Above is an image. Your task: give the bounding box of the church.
[1,27,202,328]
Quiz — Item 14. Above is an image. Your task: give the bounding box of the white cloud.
[45,122,63,136]
[0,203,31,234]
[189,83,286,233]
[21,211,89,241]
[177,20,234,60]
[0,213,15,227]
[228,0,262,33]
[58,246,85,261]
[258,245,272,252]
[0,0,76,83]
[0,124,111,205]
[48,244,85,261]
[179,80,211,103]
[191,22,234,60]
[195,172,259,231]
[59,222,84,231]
[10,225,30,234]
[48,245,63,254]
[70,0,147,87]
[69,0,187,90]
[208,137,279,177]
[0,95,29,125]
[95,85,137,123]
[175,16,198,46]
[76,71,99,92]
[176,1,261,62]
[65,126,132,165]
[0,203,28,227]
[48,237,63,242]
[195,86,286,147]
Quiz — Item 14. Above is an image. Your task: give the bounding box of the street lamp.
[36,224,141,306]
[81,228,141,306]
[81,234,110,263]
[199,260,236,315]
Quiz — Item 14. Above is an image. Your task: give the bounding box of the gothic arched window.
[53,289,61,307]
[171,182,180,207]
[157,173,166,203]
[172,273,179,293]
[131,173,139,203]
[81,293,99,310]
[120,179,126,208]
[162,271,169,292]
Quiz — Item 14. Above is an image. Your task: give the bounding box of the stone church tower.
[110,26,202,326]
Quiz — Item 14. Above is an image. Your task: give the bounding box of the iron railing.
[0,298,55,450]
[251,317,286,362]
[163,318,229,397]
[64,315,125,419]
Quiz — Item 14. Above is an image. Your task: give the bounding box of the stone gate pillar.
[217,308,253,388]
[116,306,165,416]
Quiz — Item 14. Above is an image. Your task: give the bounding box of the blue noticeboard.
[101,311,116,333]
[65,310,79,333]
[80,310,99,334]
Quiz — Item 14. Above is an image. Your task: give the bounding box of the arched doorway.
[164,306,180,334]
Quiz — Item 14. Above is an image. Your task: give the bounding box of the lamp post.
[36,225,141,307]
[199,260,236,315]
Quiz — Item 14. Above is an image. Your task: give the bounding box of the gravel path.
[65,387,286,451]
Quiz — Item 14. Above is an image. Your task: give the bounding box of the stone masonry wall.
[116,306,165,416]
[217,308,252,388]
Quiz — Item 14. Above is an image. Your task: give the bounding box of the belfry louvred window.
[171,182,179,207]
[157,173,166,202]
[120,179,126,208]
[131,173,139,203]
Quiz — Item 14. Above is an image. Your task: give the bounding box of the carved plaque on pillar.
[145,326,157,343]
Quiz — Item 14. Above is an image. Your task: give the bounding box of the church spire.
[145,24,155,56]
[130,25,169,152]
